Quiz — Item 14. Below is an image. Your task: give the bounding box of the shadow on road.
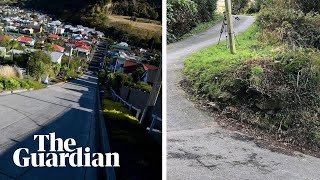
[0,73,101,180]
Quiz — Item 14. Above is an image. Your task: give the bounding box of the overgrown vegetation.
[183,1,320,151]
[0,49,86,85]
[99,70,153,93]
[232,0,320,15]
[167,0,219,42]
[258,3,320,49]
[0,76,45,90]
[111,0,161,20]
[60,58,87,80]
[27,51,52,82]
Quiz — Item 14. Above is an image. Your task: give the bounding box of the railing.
[109,88,162,134]
[109,88,142,119]
[149,114,162,134]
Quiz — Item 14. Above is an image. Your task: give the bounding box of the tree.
[51,63,61,78]
[45,43,55,52]
[28,51,52,81]
[8,40,19,50]
[132,67,145,83]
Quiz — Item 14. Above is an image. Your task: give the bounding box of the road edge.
[96,84,116,180]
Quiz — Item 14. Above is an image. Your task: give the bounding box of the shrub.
[28,51,52,81]
[0,76,46,90]
[0,77,21,90]
[167,0,198,42]
[258,2,320,49]
[25,80,46,89]
[132,82,153,93]
[19,80,31,89]
[0,81,4,90]
[297,0,320,13]
[0,65,20,78]
[232,0,250,14]
[193,0,218,22]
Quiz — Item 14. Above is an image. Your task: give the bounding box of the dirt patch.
[180,79,320,158]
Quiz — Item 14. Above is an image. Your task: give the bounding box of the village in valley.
[0,3,162,179]
[0,5,160,87]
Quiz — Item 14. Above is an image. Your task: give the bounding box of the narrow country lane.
[0,73,100,180]
[167,16,320,180]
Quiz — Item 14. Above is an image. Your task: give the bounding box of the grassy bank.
[102,97,161,180]
[184,24,320,151]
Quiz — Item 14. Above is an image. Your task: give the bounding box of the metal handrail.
[149,114,162,134]
[109,88,142,119]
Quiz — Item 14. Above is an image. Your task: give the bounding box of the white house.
[118,42,129,47]
[46,51,63,64]
[49,20,62,26]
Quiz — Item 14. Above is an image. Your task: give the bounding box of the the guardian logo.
[13,133,120,167]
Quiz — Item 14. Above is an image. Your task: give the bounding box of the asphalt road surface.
[167,16,320,180]
[0,73,100,180]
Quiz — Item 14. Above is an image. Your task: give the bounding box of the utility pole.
[140,62,162,126]
[225,0,236,54]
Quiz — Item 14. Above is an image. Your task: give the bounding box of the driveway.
[0,73,100,180]
[167,16,320,179]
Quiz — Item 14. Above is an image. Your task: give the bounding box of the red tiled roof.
[17,36,33,43]
[52,44,65,52]
[77,45,92,51]
[0,35,14,41]
[77,40,90,44]
[124,60,138,68]
[142,64,158,71]
[48,34,60,39]
[74,41,85,47]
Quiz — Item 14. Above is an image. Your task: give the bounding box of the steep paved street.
[167,16,320,179]
[0,74,99,179]
[0,40,108,180]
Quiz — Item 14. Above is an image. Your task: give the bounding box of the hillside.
[13,0,162,49]
[16,0,161,21]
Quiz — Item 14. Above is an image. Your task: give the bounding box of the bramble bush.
[258,4,320,49]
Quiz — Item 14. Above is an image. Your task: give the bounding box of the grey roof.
[45,51,63,63]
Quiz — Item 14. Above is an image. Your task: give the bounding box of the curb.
[96,86,116,180]
[47,81,67,88]
[0,88,34,96]
[0,81,67,96]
